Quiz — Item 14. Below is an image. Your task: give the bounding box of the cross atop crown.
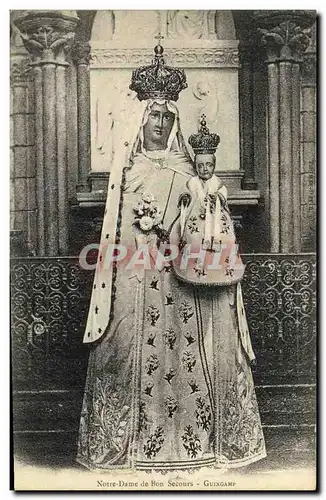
[154,32,164,45]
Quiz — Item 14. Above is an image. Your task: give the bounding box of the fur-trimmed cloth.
[170,174,245,287]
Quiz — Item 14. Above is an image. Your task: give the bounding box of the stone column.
[14,11,79,256]
[10,58,28,233]
[238,42,258,191]
[71,41,91,192]
[265,46,280,252]
[10,55,36,255]
[256,11,315,253]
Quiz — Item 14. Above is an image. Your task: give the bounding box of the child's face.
[195,154,216,181]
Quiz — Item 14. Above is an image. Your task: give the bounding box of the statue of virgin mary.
[76,42,266,472]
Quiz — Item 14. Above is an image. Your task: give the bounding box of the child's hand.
[156,226,169,244]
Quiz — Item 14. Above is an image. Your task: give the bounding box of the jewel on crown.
[188,115,220,155]
[129,34,188,102]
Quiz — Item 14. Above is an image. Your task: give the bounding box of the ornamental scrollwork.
[242,254,316,384]
[90,47,239,69]
[27,314,46,344]
[10,255,316,390]
[11,259,92,389]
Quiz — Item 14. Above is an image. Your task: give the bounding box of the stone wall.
[300,23,317,252]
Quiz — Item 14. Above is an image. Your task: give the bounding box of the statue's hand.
[251,358,257,368]
[178,192,192,208]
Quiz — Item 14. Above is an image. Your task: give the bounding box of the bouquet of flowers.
[133,192,166,238]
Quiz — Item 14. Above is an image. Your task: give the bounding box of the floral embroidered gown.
[76,150,266,471]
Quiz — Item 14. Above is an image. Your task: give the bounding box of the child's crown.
[188,115,220,155]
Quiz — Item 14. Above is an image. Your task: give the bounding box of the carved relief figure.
[193,80,219,126]
[167,10,210,39]
[94,88,139,164]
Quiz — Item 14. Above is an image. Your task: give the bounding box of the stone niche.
[89,10,240,174]
[73,10,261,254]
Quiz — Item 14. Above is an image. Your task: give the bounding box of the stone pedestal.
[255,10,316,253]
[73,172,260,255]
[14,11,79,256]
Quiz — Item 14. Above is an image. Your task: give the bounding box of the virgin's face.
[143,103,175,150]
[195,154,216,180]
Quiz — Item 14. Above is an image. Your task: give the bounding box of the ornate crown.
[188,115,220,155]
[129,41,188,102]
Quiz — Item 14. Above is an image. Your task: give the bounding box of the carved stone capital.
[14,11,79,60]
[71,41,91,66]
[259,21,311,61]
[254,10,316,28]
[254,10,316,62]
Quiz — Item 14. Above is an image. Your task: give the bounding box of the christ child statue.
[170,115,245,285]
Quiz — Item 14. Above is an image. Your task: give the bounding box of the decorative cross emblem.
[155,32,164,45]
